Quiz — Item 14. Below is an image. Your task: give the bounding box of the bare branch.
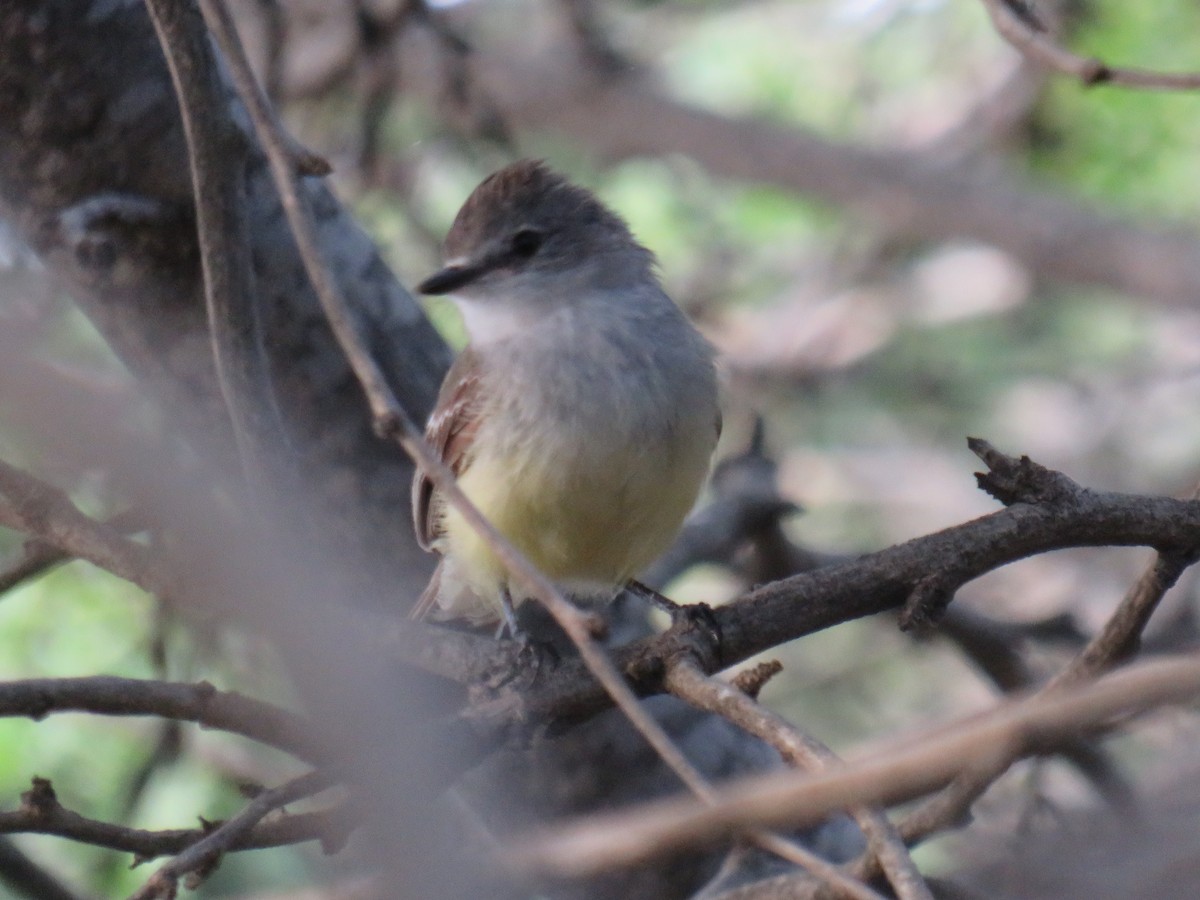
[0,509,145,598]
[666,659,932,900]
[0,677,319,764]
[504,653,1200,879]
[889,480,1200,846]
[0,460,166,596]
[373,36,1200,308]
[980,0,1200,90]
[129,770,332,898]
[0,777,349,866]
[1054,488,1200,686]
[143,0,290,490]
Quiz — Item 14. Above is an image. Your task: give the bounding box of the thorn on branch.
[731,660,783,699]
[899,573,955,632]
[968,437,1082,506]
[20,778,59,816]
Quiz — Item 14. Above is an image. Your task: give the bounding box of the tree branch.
[143,0,290,490]
[0,777,349,866]
[129,770,333,898]
[371,35,1200,307]
[980,0,1200,90]
[503,652,1200,878]
[0,677,318,765]
[665,658,932,900]
[458,441,1200,733]
[0,460,166,596]
[0,509,145,599]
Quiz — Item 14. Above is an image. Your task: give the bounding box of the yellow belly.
[434,437,712,621]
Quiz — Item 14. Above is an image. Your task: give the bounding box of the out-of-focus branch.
[0,777,350,865]
[144,0,289,491]
[0,677,318,764]
[980,0,1200,90]
[352,34,1200,308]
[504,652,1200,879]
[0,461,166,596]
[0,509,145,598]
[460,442,1200,733]
[0,835,85,900]
[666,658,932,900]
[129,770,333,899]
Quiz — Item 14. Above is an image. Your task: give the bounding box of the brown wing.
[412,346,485,551]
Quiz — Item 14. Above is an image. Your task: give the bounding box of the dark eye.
[510,228,543,259]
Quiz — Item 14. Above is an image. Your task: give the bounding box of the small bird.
[411,160,720,628]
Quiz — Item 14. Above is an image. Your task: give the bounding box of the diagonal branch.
[0,508,146,599]
[460,441,1200,733]
[0,460,166,596]
[979,0,1200,90]
[1,777,350,866]
[503,653,1200,879]
[666,658,932,900]
[128,770,332,899]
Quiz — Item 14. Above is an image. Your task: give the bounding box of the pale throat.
[451,295,538,345]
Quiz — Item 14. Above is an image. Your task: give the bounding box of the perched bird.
[411,160,720,628]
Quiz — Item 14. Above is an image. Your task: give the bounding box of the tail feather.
[410,561,442,621]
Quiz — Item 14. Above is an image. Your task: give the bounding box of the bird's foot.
[626,580,723,664]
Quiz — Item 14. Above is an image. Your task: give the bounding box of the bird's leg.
[496,585,522,641]
[626,580,723,665]
[497,586,560,675]
[626,579,684,616]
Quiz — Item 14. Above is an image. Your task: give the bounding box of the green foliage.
[1033,4,1200,215]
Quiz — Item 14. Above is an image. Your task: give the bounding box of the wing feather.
[411,347,484,551]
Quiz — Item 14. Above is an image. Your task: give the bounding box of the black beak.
[416,262,483,295]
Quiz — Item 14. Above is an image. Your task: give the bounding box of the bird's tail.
[409,560,442,621]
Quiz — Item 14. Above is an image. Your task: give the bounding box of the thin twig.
[891,481,1200,849]
[128,770,331,898]
[504,653,1200,879]
[0,676,319,764]
[0,776,349,866]
[667,658,932,900]
[980,0,1200,90]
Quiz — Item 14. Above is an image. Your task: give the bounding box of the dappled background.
[3,0,1200,896]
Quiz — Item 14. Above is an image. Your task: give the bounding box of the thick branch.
[461,446,1200,732]
[144,0,288,488]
